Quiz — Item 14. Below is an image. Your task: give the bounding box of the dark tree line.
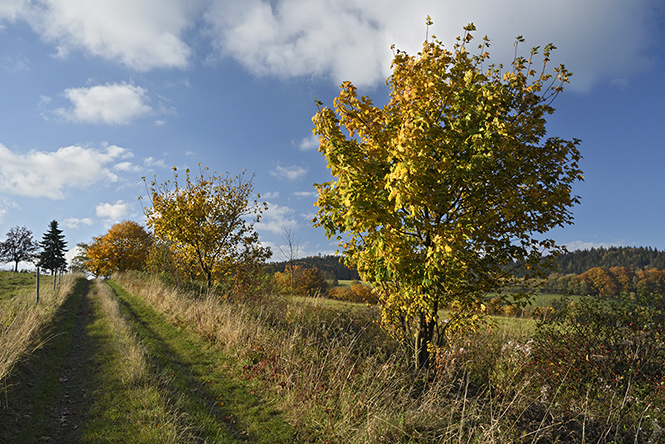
[554,246,665,274]
[270,248,665,283]
[268,255,360,281]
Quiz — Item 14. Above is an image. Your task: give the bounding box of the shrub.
[529,293,665,441]
[272,265,329,296]
[328,283,378,304]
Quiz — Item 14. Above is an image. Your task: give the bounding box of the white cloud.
[293,191,318,199]
[3,0,659,90]
[114,161,142,173]
[270,165,307,181]
[255,203,298,235]
[205,0,661,91]
[63,217,94,229]
[54,83,152,125]
[261,191,280,199]
[296,134,319,151]
[0,143,128,199]
[65,245,82,265]
[0,0,29,23]
[0,54,29,71]
[205,0,391,87]
[144,156,168,169]
[25,0,197,71]
[96,200,129,222]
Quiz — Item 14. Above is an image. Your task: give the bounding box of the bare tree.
[278,225,300,293]
[0,226,39,272]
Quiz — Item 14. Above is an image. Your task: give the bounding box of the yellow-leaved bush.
[84,220,153,277]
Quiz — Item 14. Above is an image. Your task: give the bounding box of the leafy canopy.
[84,220,153,277]
[143,165,271,291]
[312,22,583,366]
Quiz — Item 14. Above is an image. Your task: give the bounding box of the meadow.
[1,271,663,443]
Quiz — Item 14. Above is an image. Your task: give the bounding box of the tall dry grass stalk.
[113,273,522,442]
[0,274,77,391]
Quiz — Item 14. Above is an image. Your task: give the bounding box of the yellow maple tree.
[312,22,583,368]
[85,220,152,277]
[142,165,271,291]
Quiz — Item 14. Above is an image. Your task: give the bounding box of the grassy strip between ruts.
[101,279,295,443]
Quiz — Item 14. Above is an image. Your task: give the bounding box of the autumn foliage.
[85,220,152,277]
[312,22,582,367]
[272,265,328,296]
[143,166,271,292]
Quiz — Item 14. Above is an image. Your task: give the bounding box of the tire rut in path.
[0,278,100,444]
[41,279,100,444]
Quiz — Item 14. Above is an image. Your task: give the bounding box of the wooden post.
[36,267,40,304]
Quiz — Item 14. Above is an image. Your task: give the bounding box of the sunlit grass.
[0,272,75,390]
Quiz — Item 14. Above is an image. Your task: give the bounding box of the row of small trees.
[0,220,67,275]
[70,167,270,297]
[539,266,665,298]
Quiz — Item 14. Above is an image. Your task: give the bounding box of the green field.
[0,270,37,301]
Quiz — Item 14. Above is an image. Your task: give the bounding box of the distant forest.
[267,255,360,281]
[268,247,665,281]
[554,246,665,274]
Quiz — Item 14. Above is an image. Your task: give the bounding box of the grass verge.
[0,273,78,396]
[99,279,295,443]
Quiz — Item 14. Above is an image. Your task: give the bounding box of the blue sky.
[0,0,663,267]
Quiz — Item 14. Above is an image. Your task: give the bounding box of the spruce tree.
[37,220,67,274]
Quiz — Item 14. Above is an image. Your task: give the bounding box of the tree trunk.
[415,312,433,369]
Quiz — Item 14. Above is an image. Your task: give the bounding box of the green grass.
[527,292,581,307]
[291,293,370,310]
[100,280,295,443]
[489,314,536,336]
[0,270,37,301]
[335,279,357,287]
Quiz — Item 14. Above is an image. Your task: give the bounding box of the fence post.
[36,267,40,304]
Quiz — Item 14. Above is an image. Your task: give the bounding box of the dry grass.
[0,273,76,391]
[93,280,149,385]
[113,272,663,443]
[85,280,198,443]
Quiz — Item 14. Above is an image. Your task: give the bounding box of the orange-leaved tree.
[85,220,153,277]
[312,21,583,368]
[142,165,271,292]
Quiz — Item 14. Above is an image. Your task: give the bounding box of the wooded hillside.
[267,255,360,281]
[269,247,665,282]
[555,246,665,274]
